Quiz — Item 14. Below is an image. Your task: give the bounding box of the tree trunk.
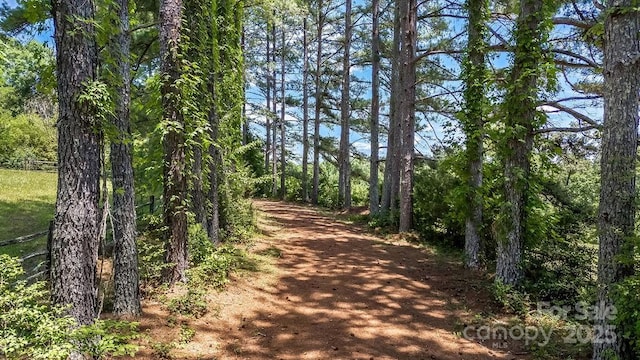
[397,0,416,233]
[369,0,380,215]
[110,0,141,317]
[593,1,640,358]
[241,28,248,146]
[301,17,310,203]
[271,17,278,197]
[191,146,207,228]
[495,0,546,286]
[462,0,488,269]
[206,74,221,245]
[51,0,100,327]
[381,3,401,217]
[207,128,221,245]
[311,0,323,205]
[338,0,352,210]
[265,25,271,177]
[159,0,188,285]
[184,0,207,232]
[280,26,286,200]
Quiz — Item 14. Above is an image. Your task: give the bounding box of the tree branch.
[533,125,599,135]
[542,101,601,127]
[553,48,601,68]
[552,17,594,30]
[129,22,159,34]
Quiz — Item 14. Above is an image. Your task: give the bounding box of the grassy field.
[0,168,57,259]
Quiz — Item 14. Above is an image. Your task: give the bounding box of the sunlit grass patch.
[0,168,57,257]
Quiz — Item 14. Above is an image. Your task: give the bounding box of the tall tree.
[184,0,206,231]
[338,0,352,209]
[265,23,272,176]
[279,25,286,199]
[461,0,488,269]
[369,0,380,215]
[206,48,221,245]
[206,84,221,244]
[110,0,141,316]
[241,29,249,146]
[183,0,213,236]
[397,0,416,232]
[380,2,401,216]
[593,1,640,358]
[206,0,245,238]
[271,16,278,197]
[495,0,551,286]
[311,0,324,205]
[51,0,101,327]
[191,146,207,228]
[159,0,188,284]
[301,16,310,202]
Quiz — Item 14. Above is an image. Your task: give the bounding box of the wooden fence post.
[149,195,155,214]
[46,220,53,280]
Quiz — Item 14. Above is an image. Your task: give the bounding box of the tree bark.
[311,0,324,205]
[110,0,141,317]
[51,0,100,327]
[381,3,401,217]
[241,28,248,146]
[301,17,310,203]
[191,146,207,228]
[593,1,640,358]
[338,0,352,210]
[207,119,221,245]
[265,25,271,176]
[271,17,278,197]
[206,71,221,244]
[462,0,488,270]
[280,25,286,200]
[184,0,207,233]
[159,0,188,284]
[495,0,545,286]
[369,0,380,215]
[397,0,416,233]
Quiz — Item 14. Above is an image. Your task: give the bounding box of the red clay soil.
[130,200,528,360]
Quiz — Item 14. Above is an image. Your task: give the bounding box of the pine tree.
[593,1,640,358]
[51,0,101,328]
[461,0,488,270]
[397,0,416,233]
[338,0,352,210]
[496,0,552,286]
[110,0,141,316]
[369,0,380,215]
[159,0,188,284]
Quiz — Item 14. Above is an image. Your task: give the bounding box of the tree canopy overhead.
[1,0,639,358]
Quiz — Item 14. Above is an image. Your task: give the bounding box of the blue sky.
[2,0,54,44]
[3,0,603,164]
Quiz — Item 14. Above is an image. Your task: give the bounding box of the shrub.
[187,222,215,264]
[0,111,56,168]
[187,245,249,290]
[491,281,530,316]
[0,254,138,359]
[166,288,208,318]
[524,238,597,305]
[137,214,172,287]
[317,162,339,209]
[219,160,258,243]
[413,158,465,247]
[613,274,640,357]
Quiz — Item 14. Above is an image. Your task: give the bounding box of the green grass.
[0,168,57,259]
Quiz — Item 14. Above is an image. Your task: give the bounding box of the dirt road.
[136,200,525,360]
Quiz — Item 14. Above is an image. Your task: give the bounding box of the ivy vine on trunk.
[461,0,489,270]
